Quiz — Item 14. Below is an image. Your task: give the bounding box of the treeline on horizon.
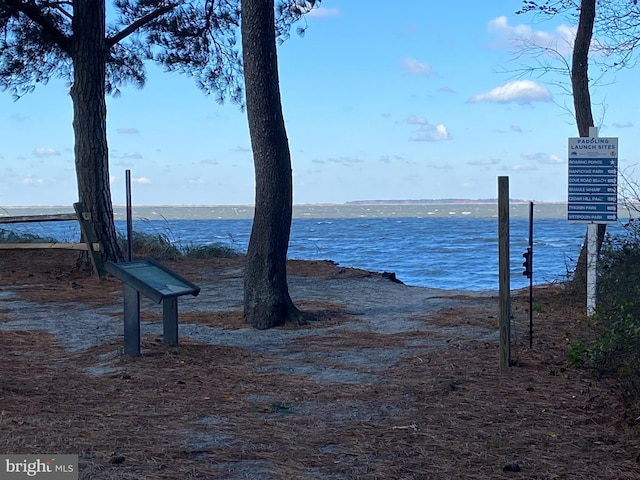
[345,199,537,205]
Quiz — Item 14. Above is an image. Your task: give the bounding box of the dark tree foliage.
[0,0,241,265]
[0,0,317,102]
[0,0,315,265]
[113,0,243,102]
[518,0,579,15]
[518,0,640,68]
[597,0,640,67]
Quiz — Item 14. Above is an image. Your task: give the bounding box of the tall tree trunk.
[570,0,605,294]
[70,0,123,264]
[572,0,595,139]
[241,0,310,329]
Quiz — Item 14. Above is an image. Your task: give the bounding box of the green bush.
[0,228,58,244]
[182,243,242,259]
[587,219,640,414]
[595,220,640,366]
[118,231,242,260]
[118,231,182,260]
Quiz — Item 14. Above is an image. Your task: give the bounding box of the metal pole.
[126,169,133,262]
[528,201,534,349]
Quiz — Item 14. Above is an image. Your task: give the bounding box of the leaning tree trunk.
[570,0,605,294]
[241,0,310,329]
[70,0,123,265]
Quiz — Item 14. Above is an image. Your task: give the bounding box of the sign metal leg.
[163,297,179,345]
[123,284,141,357]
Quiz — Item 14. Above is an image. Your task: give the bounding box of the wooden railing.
[0,202,105,278]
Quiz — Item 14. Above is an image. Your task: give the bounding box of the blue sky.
[0,0,637,206]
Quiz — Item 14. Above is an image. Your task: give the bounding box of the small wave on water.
[1,203,631,291]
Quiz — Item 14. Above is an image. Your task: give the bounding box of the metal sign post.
[106,259,201,356]
[126,169,133,262]
[521,201,534,348]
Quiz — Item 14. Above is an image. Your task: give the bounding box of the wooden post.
[73,202,105,279]
[498,176,511,368]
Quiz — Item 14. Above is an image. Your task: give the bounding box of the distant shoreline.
[0,202,589,221]
[2,200,568,209]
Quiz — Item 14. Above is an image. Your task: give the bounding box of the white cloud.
[488,16,575,56]
[231,146,250,153]
[522,152,564,165]
[612,121,634,128]
[542,154,564,164]
[468,158,500,166]
[306,7,341,18]
[512,163,537,171]
[111,152,143,160]
[133,176,151,184]
[116,127,139,135]
[187,177,206,184]
[521,152,546,161]
[22,176,44,185]
[32,147,60,158]
[10,113,28,122]
[438,86,456,94]
[406,114,429,125]
[401,57,434,76]
[406,115,451,142]
[327,156,363,165]
[379,154,404,164]
[469,80,552,104]
[410,124,451,142]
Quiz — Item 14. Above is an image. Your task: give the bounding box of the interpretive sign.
[106,259,200,356]
[567,136,618,223]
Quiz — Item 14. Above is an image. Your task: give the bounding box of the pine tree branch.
[4,0,71,55]
[44,2,73,21]
[107,4,177,48]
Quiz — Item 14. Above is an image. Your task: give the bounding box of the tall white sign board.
[567,134,619,316]
[567,137,618,223]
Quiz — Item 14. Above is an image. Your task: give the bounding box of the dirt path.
[1,253,639,479]
[0,272,499,373]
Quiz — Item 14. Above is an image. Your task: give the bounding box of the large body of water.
[1,203,632,291]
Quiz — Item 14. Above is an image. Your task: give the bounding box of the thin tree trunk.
[241,0,310,329]
[570,0,605,295]
[572,0,595,138]
[70,0,123,264]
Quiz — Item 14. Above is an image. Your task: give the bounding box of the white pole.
[587,222,597,316]
[586,126,599,316]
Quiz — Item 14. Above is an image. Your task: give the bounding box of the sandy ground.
[1,250,639,479]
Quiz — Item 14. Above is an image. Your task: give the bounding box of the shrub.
[588,219,640,414]
[118,231,181,260]
[0,228,58,244]
[182,243,242,259]
[118,231,242,260]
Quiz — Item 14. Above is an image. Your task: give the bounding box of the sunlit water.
[2,203,631,291]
